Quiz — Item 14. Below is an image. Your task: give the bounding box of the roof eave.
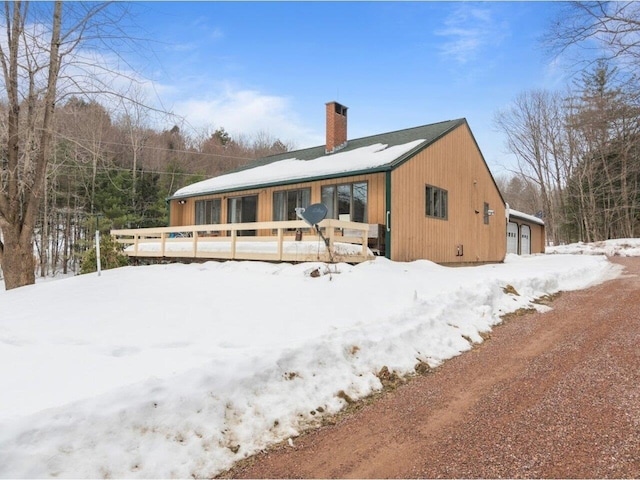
[167,165,393,200]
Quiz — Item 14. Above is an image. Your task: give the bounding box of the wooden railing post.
[160,232,166,257]
[231,228,237,259]
[328,222,335,248]
[277,227,284,261]
[193,230,198,257]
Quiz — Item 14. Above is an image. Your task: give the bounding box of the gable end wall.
[390,123,506,263]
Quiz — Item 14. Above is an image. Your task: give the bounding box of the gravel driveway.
[221,256,640,478]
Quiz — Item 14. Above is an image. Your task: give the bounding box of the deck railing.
[110,219,375,264]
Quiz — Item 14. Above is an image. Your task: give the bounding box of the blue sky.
[125,2,567,176]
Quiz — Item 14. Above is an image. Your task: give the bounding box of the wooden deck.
[110,219,377,264]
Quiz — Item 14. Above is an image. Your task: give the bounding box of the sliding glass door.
[227,195,258,236]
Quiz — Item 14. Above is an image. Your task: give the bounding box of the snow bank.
[546,238,640,257]
[0,253,623,478]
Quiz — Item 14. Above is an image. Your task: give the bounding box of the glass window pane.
[426,185,447,219]
[322,186,336,219]
[442,191,448,219]
[273,191,285,221]
[434,190,441,217]
[352,182,367,223]
[228,195,257,236]
[425,186,433,216]
[287,191,298,221]
[337,184,351,220]
[300,188,311,210]
[195,200,205,225]
[211,199,221,224]
[241,195,257,222]
[228,198,239,223]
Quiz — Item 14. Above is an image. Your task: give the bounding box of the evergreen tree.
[80,233,129,274]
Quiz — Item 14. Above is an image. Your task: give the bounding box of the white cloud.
[172,85,323,148]
[436,6,507,64]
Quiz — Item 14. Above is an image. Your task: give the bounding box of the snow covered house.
[163,102,508,264]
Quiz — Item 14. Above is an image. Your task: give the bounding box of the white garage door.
[520,225,531,255]
[507,222,519,254]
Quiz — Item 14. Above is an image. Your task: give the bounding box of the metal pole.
[94,214,102,277]
[95,229,101,276]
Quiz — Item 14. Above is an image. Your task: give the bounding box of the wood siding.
[169,173,387,230]
[390,123,506,263]
[531,223,545,254]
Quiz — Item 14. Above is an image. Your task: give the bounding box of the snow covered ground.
[0,244,633,478]
[546,238,640,257]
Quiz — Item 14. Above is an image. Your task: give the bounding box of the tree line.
[21,97,291,279]
[0,1,290,289]
[496,2,640,246]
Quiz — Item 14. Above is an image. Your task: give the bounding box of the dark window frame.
[484,202,490,225]
[321,181,368,223]
[227,194,258,236]
[425,184,448,220]
[273,187,312,222]
[194,198,221,225]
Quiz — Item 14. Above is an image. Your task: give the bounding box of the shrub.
[81,234,129,274]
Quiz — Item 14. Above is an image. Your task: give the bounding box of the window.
[228,195,258,236]
[484,202,490,225]
[321,182,368,222]
[195,199,221,225]
[425,185,448,220]
[273,188,311,221]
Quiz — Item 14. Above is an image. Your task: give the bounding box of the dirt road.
[221,257,640,478]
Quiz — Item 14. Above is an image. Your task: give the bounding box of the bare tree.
[0,2,140,290]
[494,90,570,244]
[0,1,64,289]
[495,174,542,215]
[546,1,640,70]
[116,87,150,212]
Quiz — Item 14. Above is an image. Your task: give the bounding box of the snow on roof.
[173,139,425,198]
[508,208,545,226]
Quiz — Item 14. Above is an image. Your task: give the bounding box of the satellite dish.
[298,203,328,227]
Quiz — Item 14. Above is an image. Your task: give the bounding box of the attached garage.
[506,208,545,255]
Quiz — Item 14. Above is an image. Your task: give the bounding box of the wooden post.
[328,223,335,250]
[277,227,284,261]
[193,230,198,257]
[231,228,237,259]
[361,225,368,257]
[160,232,166,257]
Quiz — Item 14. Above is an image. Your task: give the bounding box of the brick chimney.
[326,101,348,153]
